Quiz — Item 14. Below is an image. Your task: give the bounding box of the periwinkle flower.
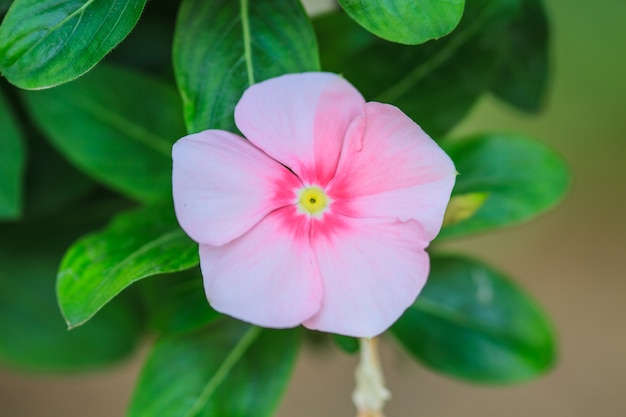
[172,72,456,337]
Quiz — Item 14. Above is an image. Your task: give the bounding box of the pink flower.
[172,73,456,337]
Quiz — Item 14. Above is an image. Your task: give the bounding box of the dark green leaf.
[173,0,320,133]
[490,0,550,112]
[315,0,521,137]
[142,268,220,335]
[438,133,569,239]
[0,206,141,371]
[0,88,25,220]
[107,2,178,78]
[0,0,12,14]
[337,0,464,45]
[22,133,95,217]
[21,64,186,203]
[0,0,147,89]
[57,204,198,329]
[332,334,360,354]
[392,255,556,383]
[129,320,299,417]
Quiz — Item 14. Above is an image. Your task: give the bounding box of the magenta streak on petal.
[234,72,365,187]
[326,102,456,240]
[172,129,303,247]
[309,76,365,186]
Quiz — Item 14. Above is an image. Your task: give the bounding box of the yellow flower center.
[298,186,329,216]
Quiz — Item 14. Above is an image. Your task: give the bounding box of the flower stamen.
[298,186,329,216]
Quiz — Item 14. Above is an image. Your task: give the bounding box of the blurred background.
[1,0,624,416]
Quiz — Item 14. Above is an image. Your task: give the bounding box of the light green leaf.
[392,255,556,383]
[173,0,320,133]
[0,88,25,220]
[490,0,550,112]
[0,206,141,371]
[442,192,489,228]
[438,133,569,239]
[0,0,147,89]
[21,64,186,203]
[337,0,464,45]
[129,320,299,417]
[57,204,198,329]
[315,0,521,137]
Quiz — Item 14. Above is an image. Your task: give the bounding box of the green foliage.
[442,192,489,228]
[338,0,464,45]
[142,268,221,335]
[0,88,25,220]
[491,0,550,111]
[0,0,12,13]
[129,321,299,417]
[0,206,141,371]
[107,3,178,78]
[438,133,569,239]
[393,255,556,383]
[0,0,146,89]
[57,204,198,329]
[22,133,95,217]
[21,64,186,203]
[173,0,320,133]
[332,334,360,354]
[315,0,548,137]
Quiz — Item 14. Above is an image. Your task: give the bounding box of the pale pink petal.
[234,72,365,185]
[304,216,430,337]
[200,208,322,328]
[172,130,300,246]
[327,102,456,241]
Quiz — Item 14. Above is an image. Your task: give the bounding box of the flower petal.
[234,72,365,185]
[200,208,322,328]
[304,216,430,337]
[172,130,300,246]
[327,102,456,241]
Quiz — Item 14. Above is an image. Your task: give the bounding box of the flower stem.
[352,337,391,417]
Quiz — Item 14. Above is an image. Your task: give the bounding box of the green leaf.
[0,206,141,371]
[173,0,320,133]
[438,133,569,239]
[0,0,12,14]
[490,0,550,112]
[21,64,186,203]
[57,204,198,329]
[142,268,220,335]
[22,133,95,217]
[129,320,299,417]
[332,334,360,354]
[0,88,25,220]
[442,192,488,228]
[107,6,176,78]
[337,0,464,45]
[315,0,521,137]
[0,0,147,89]
[392,255,556,383]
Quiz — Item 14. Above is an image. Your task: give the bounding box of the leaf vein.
[182,326,262,417]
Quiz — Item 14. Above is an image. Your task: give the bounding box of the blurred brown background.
[1,0,625,416]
